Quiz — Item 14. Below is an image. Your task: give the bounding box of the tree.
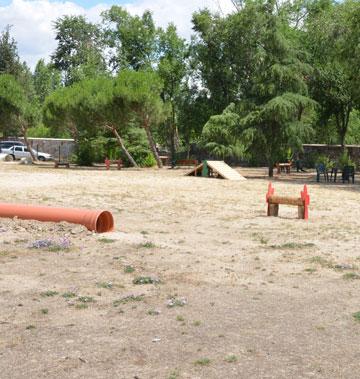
[158,24,187,166]
[191,10,236,113]
[102,6,157,72]
[33,59,61,103]
[51,15,106,85]
[177,84,213,158]
[0,26,22,77]
[43,76,138,166]
[193,0,315,176]
[305,0,360,146]
[0,74,38,160]
[44,71,165,167]
[202,103,244,161]
[114,70,166,168]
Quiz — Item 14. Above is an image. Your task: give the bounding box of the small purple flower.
[30,237,71,250]
[30,239,53,249]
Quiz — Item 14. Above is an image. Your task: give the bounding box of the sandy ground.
[1,163,360,379]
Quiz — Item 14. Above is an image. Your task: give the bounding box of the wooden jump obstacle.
[266,183,310,220]
[105,158,123,170]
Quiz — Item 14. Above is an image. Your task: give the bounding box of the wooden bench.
[105,158,123,170]
[175,159,198,167]
[54,161,70,168]
[266,183,310,220]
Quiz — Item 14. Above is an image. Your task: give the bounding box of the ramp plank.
[186,160,246,181]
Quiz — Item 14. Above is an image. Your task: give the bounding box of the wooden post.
[105,158,110,170]
[301,185,310,220]
[266,183,275,216]
[269,203,279,216]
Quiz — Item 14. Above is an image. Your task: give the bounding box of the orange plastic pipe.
[0,203,114,233]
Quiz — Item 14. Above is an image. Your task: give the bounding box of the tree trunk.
[268,163,274,177]
[337,105,352,148]
[143,115,163,168]
[105,125,138,168]
[21,124,37,162]
[170,102,178,167]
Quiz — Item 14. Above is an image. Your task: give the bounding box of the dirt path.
[1,164,360,378]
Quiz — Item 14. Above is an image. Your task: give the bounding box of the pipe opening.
[95,211,114,233]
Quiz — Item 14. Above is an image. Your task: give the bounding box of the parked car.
[0,140,25,152]
[2,146,53,161]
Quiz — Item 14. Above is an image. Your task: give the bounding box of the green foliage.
[338,149,356,169]
[52,15,106,85]
[102,6,157,71]
[0,74,36,136]
[27,124,51,138]
[75,137,106,166]
[0,26,22,77]
[33,59,61,102]
[202,103,244,160]
[315,155,334,170]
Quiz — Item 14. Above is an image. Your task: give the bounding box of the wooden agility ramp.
[186,160,246,181]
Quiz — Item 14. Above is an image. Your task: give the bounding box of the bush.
[315,154,334,169]
[74,137,106,166]
[125,145,156,167]
[338,149,356,169]
[142,153,157,167]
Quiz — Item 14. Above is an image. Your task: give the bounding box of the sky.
[0,0,235,70]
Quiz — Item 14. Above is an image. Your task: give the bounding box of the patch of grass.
[96,282,113,289]
[271,242,315,250]
[40,290,59,297]
[167,370,179,379]
[124,265,135,273]
[113,295,144,307]
[176,315,185,322]
[47,246,63,252]
[194,358,211,366]
[343,272,360,280]
[62,292,76,299]
[252,233,268,245]
[141,231,149,235]
[133,276,159,285]
[225,355,238,363]
[308,256,333,268]
[353,311,360,322]
[98,238,116,244]
[193,320,201,326]
[139,241,156,248]
[77,296,94,303]
[40,308,49,314]
[147,309,160,316]
[26,325,36,330]
[166,297,187,308]
[75,303,88,310]
[14,239,28,243]
[304,268,317,273]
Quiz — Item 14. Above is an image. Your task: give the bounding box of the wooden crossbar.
[268,195,303,207]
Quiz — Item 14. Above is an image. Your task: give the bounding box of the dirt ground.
[1,163,360,379]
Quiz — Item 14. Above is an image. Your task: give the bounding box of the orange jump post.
[266,183,310,220]
[0,203,114,233]
[105,158,123,170]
